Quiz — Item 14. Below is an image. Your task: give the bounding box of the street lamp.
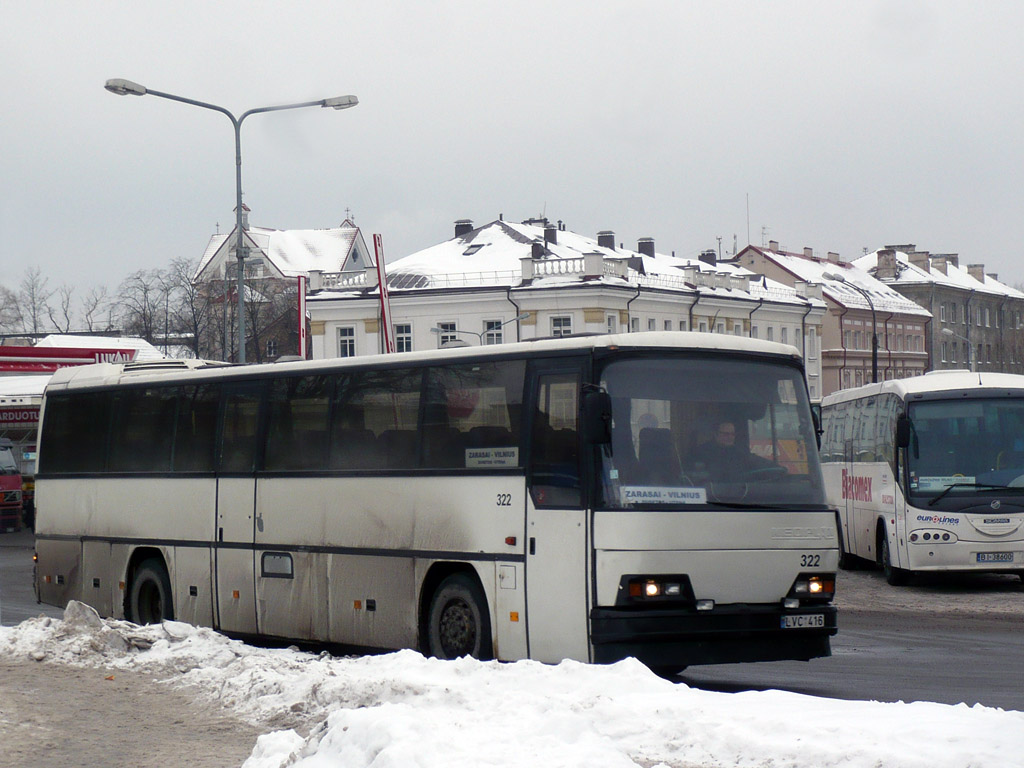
[105,79,358,364]
[941,327,975,371]
[824,271,878,383]
[430,313,531,345]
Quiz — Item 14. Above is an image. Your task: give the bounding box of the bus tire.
[128,558,174,625]
[427,573,493,661]
[836,513,858,571]
[879,527,909,586]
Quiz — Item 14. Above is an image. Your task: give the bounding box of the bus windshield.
[597,355,825,508]
[0,446,18,475]
[907,397,1024,497]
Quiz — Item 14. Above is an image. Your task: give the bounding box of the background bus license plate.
[781,614,824,629]
[976,552,1014,563]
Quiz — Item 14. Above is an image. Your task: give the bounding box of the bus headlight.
[630,579,683,598]
[788,574,835,601]
[622,576,691,605]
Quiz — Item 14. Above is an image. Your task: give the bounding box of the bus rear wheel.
[129,558,174,624]
[427,573,493,661]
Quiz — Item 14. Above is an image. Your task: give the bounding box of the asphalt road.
[3,530,1022,709]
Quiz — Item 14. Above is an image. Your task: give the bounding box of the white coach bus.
[35,332,836,670]
[820,371,1024,585]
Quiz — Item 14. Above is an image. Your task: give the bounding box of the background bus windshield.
[597,356,824,508]
[908,398,1024,495]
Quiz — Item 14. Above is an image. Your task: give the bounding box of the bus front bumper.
[590,604,837,667]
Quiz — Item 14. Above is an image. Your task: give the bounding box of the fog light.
[664,583,681,596]
[696,599,715,611]
[783,598,800,609]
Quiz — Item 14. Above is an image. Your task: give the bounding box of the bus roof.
[43,331,804,392]
[821,370,1024,407]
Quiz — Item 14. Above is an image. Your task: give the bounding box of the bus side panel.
[81,540,113,617]
[35,538,82,610]
[491,562,527,660]
[254,476,526,654]
[173,545,216,628]
[216,477,258,635]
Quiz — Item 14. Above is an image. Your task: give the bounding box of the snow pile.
[3,602,1024,768]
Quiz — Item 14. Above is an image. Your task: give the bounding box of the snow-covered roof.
[195,220,368,282]
[854,248,1024,300]
[752,246,930,317]
[315,218,823,310]
[34,335,167,361]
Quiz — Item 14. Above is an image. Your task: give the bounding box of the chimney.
[637,237,655,257]
[803,247,814,259]
[454,219,474,237]
[968,264,986,283]
[597,230,616,250]
[544,225,558,245]
[827,251,840,263]
[908,251,929,271]
[520,256,535,281]
[876,249,897,281]
[584,252,603,278]
[988,272,999,282]
[531,242,545,259]
[946,254,960,268]
[768,240,779,251]
[308,270,323,292]
[698,249,716,266]
[931,256,947,275]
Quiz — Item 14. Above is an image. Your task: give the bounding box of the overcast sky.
[4,1,1024,306]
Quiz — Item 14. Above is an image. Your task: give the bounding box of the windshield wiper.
[927,482,1016,506]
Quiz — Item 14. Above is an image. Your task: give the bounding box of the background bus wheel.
[129,558,173,624]
[427,573,493,661]
[879,529,909,586]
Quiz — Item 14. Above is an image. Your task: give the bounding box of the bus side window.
[529,372,581,508]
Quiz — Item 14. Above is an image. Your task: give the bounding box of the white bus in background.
[35,332,836,671]
[820,371,1024,585]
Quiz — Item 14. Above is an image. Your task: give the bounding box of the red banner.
[0,346,138,374]
[374,234,396,354]
[0,406,40,428]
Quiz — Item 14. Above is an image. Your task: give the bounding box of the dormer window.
[462,244,485,256]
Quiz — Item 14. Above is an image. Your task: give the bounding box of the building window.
[940,304,947,322]
[699,321,708,333]
[941,341,948,363]
[780,327,788,345]
[395,323,412,353]
[949,343,956,363]
[678,320,687,332]
[607,315,618,334]
[484,320,503,345]
[766,326,773,341]
[854,331,862,350]
[338,326,355,357]
[843,370,852,388]
[648,318,656,331]
[716,322,725,334]
[631,317,640,332]
[664,320,672,331]
[751,325,758,339]
[436,321,457,347]
[844,330,851,348]
[985,307,991,327]
[265,339,277,358]
[551,316,572,337]
[807,328,817,359]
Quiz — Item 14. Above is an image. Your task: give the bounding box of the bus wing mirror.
[582,390,612,445]
[896,416,911,448]
[811,404,823,449]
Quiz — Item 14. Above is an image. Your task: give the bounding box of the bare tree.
[245,270,297,363]
[18,267,54,334]
[46,285,75,333]
[0,284,22,334]
[165,256,212,358]
[81,286,111,333]
[117,269,164,343]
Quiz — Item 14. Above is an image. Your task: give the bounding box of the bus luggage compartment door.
[215,476,257,634]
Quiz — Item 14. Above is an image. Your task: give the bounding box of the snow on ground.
[2,602,1022,768]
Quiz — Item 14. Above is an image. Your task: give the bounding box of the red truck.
[0,438,22,532]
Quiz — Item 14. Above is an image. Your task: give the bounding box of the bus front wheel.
[879,528,909,586]
[128,558,174,625]
[427,573,493,661]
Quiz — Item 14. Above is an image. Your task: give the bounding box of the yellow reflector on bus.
[510,612,519,622]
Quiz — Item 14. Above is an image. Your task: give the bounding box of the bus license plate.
[976,552,1014,563]
[781,614,824,629]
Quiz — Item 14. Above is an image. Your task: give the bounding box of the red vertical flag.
[374,234,396,353]
[297,275,307,360]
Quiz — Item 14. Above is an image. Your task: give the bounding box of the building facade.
[307,218,830,398]
[734,243,931,396]
[854,245,1024,374]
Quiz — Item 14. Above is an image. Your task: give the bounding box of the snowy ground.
[1,601,1021,768]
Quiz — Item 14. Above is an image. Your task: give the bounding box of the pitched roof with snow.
[854,249,1024,300]
[751,246,930,317]
[195,220,368,282]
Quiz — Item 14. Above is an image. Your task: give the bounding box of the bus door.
[524,363,590,663]
[214,382,263,635]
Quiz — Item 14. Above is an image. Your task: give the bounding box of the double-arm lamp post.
[104,79,358,364]
[824,271,878,383]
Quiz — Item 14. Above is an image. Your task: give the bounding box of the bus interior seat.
[380,429,417,468]
[331,428,379,469]
[638,427,681,485]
